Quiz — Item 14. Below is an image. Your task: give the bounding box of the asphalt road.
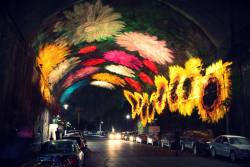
[84,137,250,167]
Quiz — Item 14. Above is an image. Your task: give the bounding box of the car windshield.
[229,137,250,145]
[41,141,74,154]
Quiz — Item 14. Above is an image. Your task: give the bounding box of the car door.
[213,136,223,155]
[221,137,231,157]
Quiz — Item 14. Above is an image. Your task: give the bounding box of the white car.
[210,135,250,162]
[147,134,159,146]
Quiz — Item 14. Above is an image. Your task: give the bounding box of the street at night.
[84,137,249,167]
[1,0,250,166]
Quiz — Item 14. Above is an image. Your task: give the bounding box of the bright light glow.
[54,0,125,45]
[103,50,143,70]
[115,133,122,140]
[109,133,115,139]
[105,65,135,78]
[63,104,69,110]
[63,66,99,89]
[116,32,174,64]
[48,57,80,89]
[126,114,131,120]
[90,80,115,89]
[91,73,126,87]
[129,136,134,142]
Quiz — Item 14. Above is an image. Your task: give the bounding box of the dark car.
[180,129,214,155]
[63,135,87,151]
[39,139,84,167]
[160,133,175,149]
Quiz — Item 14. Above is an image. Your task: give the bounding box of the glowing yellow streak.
[147,92,157,123]
[134,92,143,116]
[91,73,126,87]
[167,66,185,112]
[197,60,232,123]
[123,90,137,119]
[177,58,203,116]
[37,41,70,102]
[154,75,168,115]
[140,93,149,127]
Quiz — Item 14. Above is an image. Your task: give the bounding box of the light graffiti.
[116,32,174,64]
[78,45,97,54]
[139,72,154,86]
[90,81,116,90]
[105,64,135,78]
[143,59,159,74]
[124,78,142,92]
[91,73,126,87]
[123,58,232,126]
[82,58,106,66]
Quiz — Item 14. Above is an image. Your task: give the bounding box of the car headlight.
[115,133,121,139]
[129,136,134,141]
[109,134,115,139]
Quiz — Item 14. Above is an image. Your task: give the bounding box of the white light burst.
[104,65,135,78]
[116,32,174,64]
[90,81,116,90]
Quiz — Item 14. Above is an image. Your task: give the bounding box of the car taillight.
[68,156,78,166]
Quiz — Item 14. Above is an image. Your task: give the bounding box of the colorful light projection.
[123,90,137,119]
[116,32,174,64]
[197,60,232,123]
[91,73,126,87]
[143,59,159,74]
[177,58,203,116]
[90,81,116,90]
[103,50,143,70]
[105,65,135,78]
[124,78,142,92]
[154,75,168,115]
[78,45,97,54]
[124,58,232,125]
[48,57,80,89]
[167,66,185,112]
[63,66,99,89]
[60,80,89,104]
[53,0,125,45]
[82,58,106,66]
[139,72,154,86]
[37,41,71,102]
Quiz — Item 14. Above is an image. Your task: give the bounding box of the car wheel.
[229,151,236,162]
[193,145,198,155]
[181,144,184,152]
[211,148,216,158]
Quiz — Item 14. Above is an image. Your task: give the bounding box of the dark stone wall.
[0,11,44,138]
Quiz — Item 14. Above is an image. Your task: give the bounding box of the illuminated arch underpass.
[34,0,232,130]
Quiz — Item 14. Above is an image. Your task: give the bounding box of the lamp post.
[99,121,104,133]
[125,114,130,131]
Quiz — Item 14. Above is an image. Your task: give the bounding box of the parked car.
[180,129,213,155]
[136,134,148,144]
[62,135,87,151]
[160,132,175,149]
[147,134,159,146]
[129,133,137,142]
[210,135,250,162]
[39,139,84,167]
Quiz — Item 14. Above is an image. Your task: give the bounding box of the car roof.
[221,135,246,138]
[44,139,76,144]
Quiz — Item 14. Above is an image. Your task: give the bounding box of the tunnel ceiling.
[31,0,235,127]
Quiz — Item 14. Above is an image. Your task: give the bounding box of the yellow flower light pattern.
[124,58,232,126]
[91,73,126,87]
[177,58,203,116]
[154,75,168,115]
[140,93,149,127]
[37,42,70,102]
[167,66,185,112]
[123,90,137,119]
[197,60,232,123]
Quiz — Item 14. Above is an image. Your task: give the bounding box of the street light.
[63,104,69,110]
[126,114,131,120]
[99,121,104,133]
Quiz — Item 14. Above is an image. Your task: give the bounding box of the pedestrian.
[174,130,180,156]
